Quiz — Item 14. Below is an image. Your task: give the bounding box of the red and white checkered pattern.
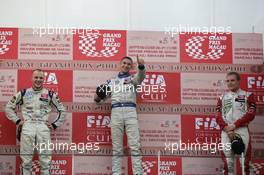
[142,161,156,175]
[31,160,41,175]
[250,162,264,175]
[185,36,224,60]
[0,44,9,55]
[78,33,119,57]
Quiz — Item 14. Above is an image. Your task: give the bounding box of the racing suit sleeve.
[5,92,23,125]
[50,92,66,129]
[131,65,146,86]
[234,93,256,128]
[215,97,227,130]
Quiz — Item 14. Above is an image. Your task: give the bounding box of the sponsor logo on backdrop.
[180,33,232,63]
[51,159,70,174]
[248,75,264,89]
[72,113,111,145]
[17,157,71,175]
[30,160,41,174]
[185,35,226,60]
[141,73,167,101]
[142,160,157,174]
[180,116,223,154]
[74,30,126,60]
[195,117,220,144]
[0,31,12,55]
[87,115,110,128]
[241,74,264,105]
[79,31,120,57]
[195,117,220,130]
[138,157,181,175]
[158,160,179,173]
[87,115,111,143]
[250,161,264,175]
[138,72,180,104]
[44,72,58,93]
[0,28,18,59]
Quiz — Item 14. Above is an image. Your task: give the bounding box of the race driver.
[216,71,256,175]
[5,69,66,175]
[94,56,145,175]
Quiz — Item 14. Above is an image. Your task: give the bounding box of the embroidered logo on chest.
[40,93,49,102]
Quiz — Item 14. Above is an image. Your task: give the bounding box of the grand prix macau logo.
[185,35,227,60]
[0,31,12,55]
[78,30,122,57]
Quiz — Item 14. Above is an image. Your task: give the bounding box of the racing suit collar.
[230,88,241,94]
[118,72,130,78]
[32,87,43,93]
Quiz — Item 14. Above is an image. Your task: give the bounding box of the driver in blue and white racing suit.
[94,56,146,175]
[5,69,66,175]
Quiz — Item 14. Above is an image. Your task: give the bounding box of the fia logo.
[195,117,220,130]
[44,72,58,85]
[142,74,166,86]
[87,115,110,128]
[248,76,264,89]
[141,74,167,101]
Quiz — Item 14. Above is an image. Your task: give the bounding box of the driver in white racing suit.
[94,56,146,175]
[5,69,66,175]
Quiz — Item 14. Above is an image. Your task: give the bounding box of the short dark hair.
[121,56,133,63]
[226,71,241,81]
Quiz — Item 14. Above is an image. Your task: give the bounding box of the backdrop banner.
[0,28,263,174]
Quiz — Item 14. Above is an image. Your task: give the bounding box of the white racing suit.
[5,88,66,175]
[216,89,256,175]
[104,65,145,175]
